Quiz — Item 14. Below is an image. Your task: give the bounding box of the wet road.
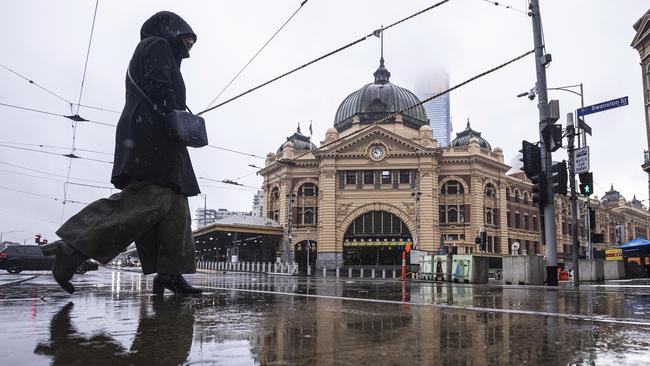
[1,268,650,365]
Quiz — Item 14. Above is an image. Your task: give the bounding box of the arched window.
[298,182,318,196]
[523,192,529,205]
[514,190,520,203]
[303,209,314,225]
[448,207,458,223]
[506,188,511,201]
[441,180,465,195]
[269,187,280,221]
[271,187,280,201]
[485,183,496,198]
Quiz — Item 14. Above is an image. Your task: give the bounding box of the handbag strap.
[127,67,163,115]
[127,67,195,116]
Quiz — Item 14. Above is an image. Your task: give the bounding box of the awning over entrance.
[620,238,650,250]
[193,215,284,263]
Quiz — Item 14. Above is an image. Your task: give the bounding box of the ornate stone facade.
[259,60,650,269]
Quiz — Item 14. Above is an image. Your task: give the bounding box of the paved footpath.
[1,268,649,365]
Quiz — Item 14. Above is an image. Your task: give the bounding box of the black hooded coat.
[111,11,200,196]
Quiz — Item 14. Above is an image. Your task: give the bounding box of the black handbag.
[127,68,208,148]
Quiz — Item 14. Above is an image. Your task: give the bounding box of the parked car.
[0,244,98,274]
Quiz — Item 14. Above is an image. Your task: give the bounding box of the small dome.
[333,58,428,132]
[277,124,317,154]
[602,184,623,203]
[450,119,492,150]
[631,195,645,209]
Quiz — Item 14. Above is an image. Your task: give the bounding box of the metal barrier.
[196,260,297,275]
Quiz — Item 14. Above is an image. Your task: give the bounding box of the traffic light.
[551,161,568,195]
[520,141,545,205]
[519,141,541,180]
[530,172,545,205]
[34,234,41,244]
[589,207,596,229]
[579,172,593,196]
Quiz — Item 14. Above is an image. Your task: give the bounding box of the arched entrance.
[295,240,317,274]
[343,210,412,266]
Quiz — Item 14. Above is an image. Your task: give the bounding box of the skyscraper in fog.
[417,72,451,146]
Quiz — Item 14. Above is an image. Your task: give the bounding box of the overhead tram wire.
[75,0,100,115]
[0,160,110,185]
[0,102,116,127]
[206,144,266,160]
[480,0,528,14]
[0,185,88,205]
[197,0,452,116]
[64,0,100,213]
[0,168,114,190]
[0,63,71,105]
[0,63,121,114]
[0,141,113,156]
[0,144,113,164]
[205,0,311,109]
[0,139,265,161]
[288,49,536,162]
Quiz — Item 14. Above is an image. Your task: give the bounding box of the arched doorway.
[295,240,317,274]
[343,210,412,266]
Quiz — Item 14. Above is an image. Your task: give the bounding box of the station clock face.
[370,145,385,160]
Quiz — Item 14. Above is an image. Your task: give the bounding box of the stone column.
[431,167,441,252]
[317,162,338,269]
[418,164,435,252]
[470,174,484,240]
[498,182,509,254]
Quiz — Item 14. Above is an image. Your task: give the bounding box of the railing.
[196,260,298,275]
[644,150,650,165]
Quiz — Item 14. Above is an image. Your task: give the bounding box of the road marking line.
[202,285,650,327]
[0,275,38,288]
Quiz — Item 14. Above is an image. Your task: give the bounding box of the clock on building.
[369,145,385,161]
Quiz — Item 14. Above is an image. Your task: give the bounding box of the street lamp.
[1,230,25,243]
[198,193,207,228]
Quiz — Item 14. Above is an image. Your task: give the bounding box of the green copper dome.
[333,58,429,132]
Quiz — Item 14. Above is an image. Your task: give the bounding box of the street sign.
[577,117,592,136]
[577,96,628,117]
[605,249,623,261]
[574,147,589,174]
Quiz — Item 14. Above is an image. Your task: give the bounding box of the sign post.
[574,147,589,174]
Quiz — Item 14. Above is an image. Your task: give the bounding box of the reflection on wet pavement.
[1,269,649,365]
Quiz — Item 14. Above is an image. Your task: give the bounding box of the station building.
[216,57,650,271]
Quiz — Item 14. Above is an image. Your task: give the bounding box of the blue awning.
[620,238,650,250]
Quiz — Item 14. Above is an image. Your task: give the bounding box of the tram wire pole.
[567,113,580,286]
[529,0,559,286]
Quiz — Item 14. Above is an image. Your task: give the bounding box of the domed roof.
[333,58,429,132]
[277,124,317,154]
[602,184,623,203]
[450,119,492,150]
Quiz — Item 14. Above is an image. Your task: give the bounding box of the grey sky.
[0,0,648,243]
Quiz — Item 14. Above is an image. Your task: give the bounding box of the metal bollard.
[360,268,364,278]
[348,267,352,278]
[323,267,327,277]
[336,267,340,278]
[382,269,386,278]
[372,269,376,278]
[393,269,396,278]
